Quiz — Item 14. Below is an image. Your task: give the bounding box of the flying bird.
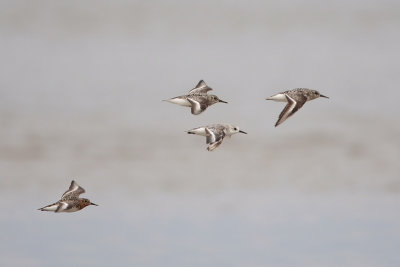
[266,88,329,127]
[38,180,98,213]
[187,124,247,151]
[163,80,227,115]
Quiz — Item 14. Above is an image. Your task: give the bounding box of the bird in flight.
[163,80,228,115]
[266,88,329,127]
[187,123,247,151]
[38,180,98,213]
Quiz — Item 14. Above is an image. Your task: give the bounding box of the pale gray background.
[1,0,400,266]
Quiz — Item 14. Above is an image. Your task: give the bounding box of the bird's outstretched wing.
[187,97,208,115]
[275,94,307,127]
[61,180,85,200]
[188,80,213,94]
[205,127,225,151]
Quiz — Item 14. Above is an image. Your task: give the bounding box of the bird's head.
[80,198,98,208]
[210,95,228,104]
[313,90,329,99]
[225,124,247,136]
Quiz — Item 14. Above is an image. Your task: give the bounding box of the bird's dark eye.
[234,128,237,130]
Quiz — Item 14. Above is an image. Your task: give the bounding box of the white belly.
[63,207,80,212]
[188,127,207,136]
[165,97,191,107]
[41,204,58,211]
[266,93,287,102]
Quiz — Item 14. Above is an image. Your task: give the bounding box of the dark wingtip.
[195,80,206,87]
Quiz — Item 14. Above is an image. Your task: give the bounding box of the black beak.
[320,94,329,99]
[219,100,228,103]
[91,203,98,206]
[239,130,247,134]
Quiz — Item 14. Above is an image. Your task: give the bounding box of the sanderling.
[38,180,98,213]
[187,124,247,151]
[163,80,227,115]
[266,88,329,127]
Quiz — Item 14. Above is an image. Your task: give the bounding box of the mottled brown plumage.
[38,180,98,213]
[266,88,329,127]
[163,80,227,115]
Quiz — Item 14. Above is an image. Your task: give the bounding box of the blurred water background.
[1,0,400,266]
